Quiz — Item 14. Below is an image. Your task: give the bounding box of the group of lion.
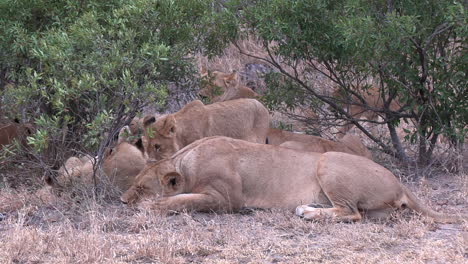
[53,69,464,223]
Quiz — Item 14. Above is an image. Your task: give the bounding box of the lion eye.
[155,144,161,151]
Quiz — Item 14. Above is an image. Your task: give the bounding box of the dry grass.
[197,36,268,74]
[0,173,466,264]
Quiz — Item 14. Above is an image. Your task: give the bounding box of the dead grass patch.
[0,173,466,264]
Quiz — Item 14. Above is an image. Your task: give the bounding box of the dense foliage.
[0,0,221,170]
[216,0,467,164]
[0,0,466,173]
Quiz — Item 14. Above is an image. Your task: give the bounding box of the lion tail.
[402,186,466,223]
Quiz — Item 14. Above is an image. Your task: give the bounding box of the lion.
[332,86,402,137]
[266,128,307,145]
[199,68,259,103]
[122,116,147,148]
[48,126,146,191]
[268,128,372,159]
[198,69,320,132]
[0,119,34,150]
[129,117,143,136]
[338,134,372,158]
[141,98,269,161]
[121,136,464,223]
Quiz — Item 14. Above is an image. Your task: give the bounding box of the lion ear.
[44,174,56,187]
[160,116,176,137]
[200,66,208,77]
[224,71,238,86]
[225,71,237,81]
[129,117,141,135]
[160,172,183,193]
[143,115,156,128]
[104,146,114,158]
[117,125,131,144]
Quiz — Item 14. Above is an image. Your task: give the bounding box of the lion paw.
[295,205,310,217]
[296,205,323,219]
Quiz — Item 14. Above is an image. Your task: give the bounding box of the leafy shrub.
[214,0,467,165]
[0,0,221,183]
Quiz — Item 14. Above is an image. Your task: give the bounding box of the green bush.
[215,0,467,165]
[0,0,220,177]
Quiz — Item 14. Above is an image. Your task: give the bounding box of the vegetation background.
[0,0,466,263]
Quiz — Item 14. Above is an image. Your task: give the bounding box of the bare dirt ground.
[0,171,466,264]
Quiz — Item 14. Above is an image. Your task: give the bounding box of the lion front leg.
[150,193,237,213]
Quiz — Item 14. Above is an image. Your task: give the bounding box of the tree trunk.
[417,131,438,166]
[387,122,411,164]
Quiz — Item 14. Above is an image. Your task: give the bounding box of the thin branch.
[235,40,397,155]
[424,22,452,52]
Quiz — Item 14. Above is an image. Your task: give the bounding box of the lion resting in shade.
[269,128,372,159]
[49,126,146,191]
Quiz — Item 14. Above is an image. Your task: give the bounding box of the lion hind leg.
[296,204,362,222]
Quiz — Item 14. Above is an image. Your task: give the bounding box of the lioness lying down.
[269,128,372,159]
[49,126,146,191]
[331,85,402,137]
[121,136,464,223]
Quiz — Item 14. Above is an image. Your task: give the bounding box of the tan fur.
[52,127,146,191]
[332,86,400,137]
[57,156,86,181]
[266,128,306,145]
[270,107,319,132]
[101,141,146,190]
[142,99,269,161]
[129,117,143,136]
[199,69,259,103]
[0,120,34,150]
[121,137,463,223]
[333,86,401,137]
[269,128,372,159]
[338,134,372,159]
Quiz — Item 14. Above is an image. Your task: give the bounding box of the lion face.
[199,71,239,102]
[50,126,146,190]
[142,115,181,161]
[0,120,35,150]
[146,137,178,161]
[120,160,178,204]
